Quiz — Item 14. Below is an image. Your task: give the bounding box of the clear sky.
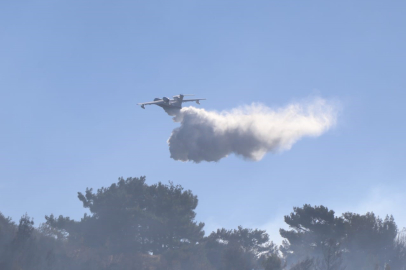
[1,1,405,243]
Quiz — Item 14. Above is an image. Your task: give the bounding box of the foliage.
[280,204,345,262]
[280,204,401,270]
[46,177,204,255]
[205,226,278,270]
[0,212,15,250]
[0,178,405,270]
[289,258,314,270]
[262,253,283,270]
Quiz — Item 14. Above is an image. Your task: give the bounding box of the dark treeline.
[0,176,405,270]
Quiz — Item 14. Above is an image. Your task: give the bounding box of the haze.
[0,1,405,269]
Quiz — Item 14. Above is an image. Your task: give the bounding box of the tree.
[14,213,34,245]
[144,181,205,253]
[289,258,314,270]
[280,205,400,270]
[0,212,16,269]
[320,239,345,270]
[205,226,277,270]
[46,176,205,255]
[0,212,15,249]
[342,212,398,269]
[158,244,215,270]
[2,214,40,270]
[221,244,256,270]
[262,253,283,270]
[392,229,406,270]
[280,205,345,263]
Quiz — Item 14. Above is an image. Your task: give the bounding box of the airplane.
[137,94,206,115]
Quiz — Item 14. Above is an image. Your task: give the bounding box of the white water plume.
[168,97,338,163]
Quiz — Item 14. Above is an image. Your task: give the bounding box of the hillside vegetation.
[1,176,405,270]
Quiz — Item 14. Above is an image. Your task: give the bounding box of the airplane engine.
[154,98,161,101]
[163,97,170,103]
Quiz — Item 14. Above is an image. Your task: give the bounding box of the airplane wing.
[182,99,206,105]
[137,101,162,109]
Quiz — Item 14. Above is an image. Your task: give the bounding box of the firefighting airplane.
[137,94,206,115]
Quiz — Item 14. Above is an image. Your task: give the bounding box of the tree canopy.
[280,204,401,269]
[0,177,404,270]
[46,176,204,255]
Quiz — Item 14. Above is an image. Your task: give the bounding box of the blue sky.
[1,1,405,243]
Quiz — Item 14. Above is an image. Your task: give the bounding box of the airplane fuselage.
[137,94,205,115]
